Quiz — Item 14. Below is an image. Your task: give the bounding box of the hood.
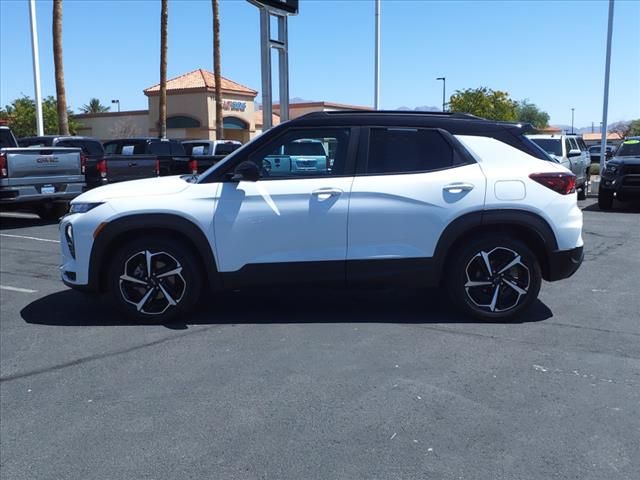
[609,156,640,166]
[72,175,192,203]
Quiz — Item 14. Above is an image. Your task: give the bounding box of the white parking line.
[0,285,39,294]
[0,233,60,244]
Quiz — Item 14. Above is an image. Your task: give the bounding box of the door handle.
[312,188,343,199]
[443,183,474,193]
[128,162,138,167]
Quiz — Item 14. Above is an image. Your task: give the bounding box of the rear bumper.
[546,246,583,281]
[0,183,85,204]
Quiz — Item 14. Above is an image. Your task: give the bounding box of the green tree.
[80,98,110,113]
[449,87,518,121]
[2,96,79,137]
[515,99,550,128]
[627,119,640,137]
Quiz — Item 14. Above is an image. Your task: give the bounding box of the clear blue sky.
[1,0,639,127]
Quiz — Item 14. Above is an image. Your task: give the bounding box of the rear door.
[347,127,486,281]
[106,141,157,182]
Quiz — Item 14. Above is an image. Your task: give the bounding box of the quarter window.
[366,128,454,174]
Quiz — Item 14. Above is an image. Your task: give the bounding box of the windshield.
[530,138,562,156]
[615,140,640,157]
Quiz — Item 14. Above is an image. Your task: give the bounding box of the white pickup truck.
[0,126,85,219]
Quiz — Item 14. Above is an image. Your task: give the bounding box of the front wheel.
[108,238,202,323]
[446,235,542,321]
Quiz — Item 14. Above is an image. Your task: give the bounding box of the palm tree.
[159,0,168,139]
[80,98,110,114]
[212,0,223,139]
[52,0,69,135]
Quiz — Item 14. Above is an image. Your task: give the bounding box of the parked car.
[527,134,590,199]
[263,138,330,176]
[588,144,615,164]
[181,139,241,174]
[60,111,583,323]
[19,135,107,189]
[102,138,188,180]
[598,137,640,209]
[1,127,85,219]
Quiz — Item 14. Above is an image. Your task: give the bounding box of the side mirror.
[568,149,581,157]
[231,160,260,182]
[605,150,614,159]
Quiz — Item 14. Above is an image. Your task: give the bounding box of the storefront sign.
[222,100,247,112]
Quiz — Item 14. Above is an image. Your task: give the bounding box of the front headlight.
[64,223,75,258]
[605,165,618,175]
[69,202,103,214]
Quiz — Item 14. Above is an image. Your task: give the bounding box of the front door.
[213,127,355,284]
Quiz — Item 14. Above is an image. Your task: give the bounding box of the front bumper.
[546,246,583,281]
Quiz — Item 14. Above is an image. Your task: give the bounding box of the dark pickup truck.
[103,138,191,179]
[181,139,242,174]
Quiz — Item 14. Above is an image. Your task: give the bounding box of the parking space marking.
[0,285,39,294]
[0,233,60,244]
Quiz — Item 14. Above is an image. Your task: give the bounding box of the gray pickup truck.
[0,126,85,219]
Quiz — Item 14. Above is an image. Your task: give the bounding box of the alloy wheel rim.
[464,247,530,313]
[119,250,186,315]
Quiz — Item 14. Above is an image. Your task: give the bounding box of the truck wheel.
[577,183,587,200]
[446,235,542,322]
[36,203,68,221]
[598,189,614,210]
[108,238,202,323]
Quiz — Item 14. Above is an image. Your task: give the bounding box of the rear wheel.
[446,235,542,321]
[598,188,614,210]
[108,238,202,323]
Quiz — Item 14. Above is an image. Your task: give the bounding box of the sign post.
[248,1,298,131]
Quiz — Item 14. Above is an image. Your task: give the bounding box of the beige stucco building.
[76,69,275,142]
[75,69,370,143]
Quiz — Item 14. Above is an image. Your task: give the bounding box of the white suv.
[59,112,584,322]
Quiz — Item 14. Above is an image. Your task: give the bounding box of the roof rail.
[298,110,482,120]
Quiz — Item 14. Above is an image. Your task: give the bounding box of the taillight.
[80,153,86,174]
[155,159,160,176]
[96,159,108,178]
[0,152,7,178]
[188,159,198,175]
[529,172,576,195]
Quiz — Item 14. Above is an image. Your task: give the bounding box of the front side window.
[366,128,454,174]
[249,128,351,179]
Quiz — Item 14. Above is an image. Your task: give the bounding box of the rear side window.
[183,143,210,155]
[577,138,588,151]
[149,141,171,156]
[0,129,18,148]
[366,128,454,174]
[56,139,104,156]
[103,142,118,154]
[568,138,579,151]
[215,143,240,155]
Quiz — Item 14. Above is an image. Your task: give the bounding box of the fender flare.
[88,213,220,291]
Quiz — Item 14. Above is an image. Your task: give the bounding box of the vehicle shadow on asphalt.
[582,200,640,213]
[0,214,58,230]
[21,287,553,329]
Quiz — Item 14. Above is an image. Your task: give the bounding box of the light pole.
[436,77,446,112]
[571,108,575,134]
[28,0,44,136]
[600,0,615,175]
[111,99,120,112]
[374,0,380,110]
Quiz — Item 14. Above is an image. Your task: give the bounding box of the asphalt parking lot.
[1,198,639,480]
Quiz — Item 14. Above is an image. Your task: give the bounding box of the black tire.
[598,188,614,210]
[577,183,587,200]
[35,202,67,221]
[446,235,542,322]
[108,238,202,323]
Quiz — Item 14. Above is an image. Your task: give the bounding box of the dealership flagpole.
[374,0,380,110]
[600,0,615,177]
[28,0,44,136]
